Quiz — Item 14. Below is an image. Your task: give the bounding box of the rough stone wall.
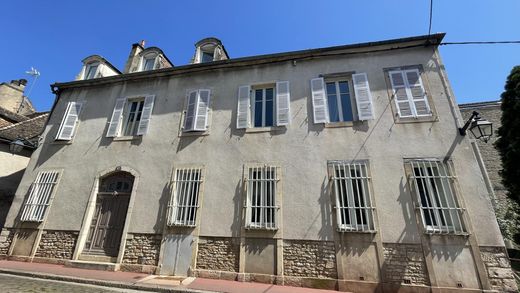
[34,230,78,259]
[122,233,161,266]
[283,240,337,279]
[383,243,429,286]
[0,228,14,255]
[196,237,239,272]
[480,246,518,292]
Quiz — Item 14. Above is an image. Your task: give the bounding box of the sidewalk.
[0,260,339,293]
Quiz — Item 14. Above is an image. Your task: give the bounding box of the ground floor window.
[167,167,203,227]
[246,165,279,229]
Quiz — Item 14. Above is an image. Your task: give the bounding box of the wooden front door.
[84,172,134,257]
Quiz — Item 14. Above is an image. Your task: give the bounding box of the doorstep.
[65,260,118,271]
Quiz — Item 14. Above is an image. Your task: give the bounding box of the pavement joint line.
[0,268,216,293]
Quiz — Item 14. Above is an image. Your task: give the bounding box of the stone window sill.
[112,136,140,141]
[245,126,285,133]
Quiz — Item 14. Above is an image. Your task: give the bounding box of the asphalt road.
[0,273,153,293]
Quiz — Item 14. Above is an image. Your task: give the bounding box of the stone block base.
[480,246,518,292]
[35,230,78,260]
[0,228,14,255]
[196,237,239,272]
[122,233,161,266]
[382,243,429,286]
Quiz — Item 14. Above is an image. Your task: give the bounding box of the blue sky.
[1,0,518,111]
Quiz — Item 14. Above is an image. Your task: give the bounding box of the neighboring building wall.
[0,79,34,115]
[460,101,519,246]
[2,38,516,292]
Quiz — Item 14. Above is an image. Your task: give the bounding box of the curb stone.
[0,268,217,293]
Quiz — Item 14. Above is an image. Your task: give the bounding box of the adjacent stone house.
[0,34,517,292]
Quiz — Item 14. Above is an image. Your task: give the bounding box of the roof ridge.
[0,112,48,132]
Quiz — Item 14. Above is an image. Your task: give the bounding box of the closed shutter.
[389,71,413,118]
[137,95,155,135]
[56,102,82,140]
[276,81,290,126]
[106,98,126,137]
[352,73,374,120]
[405,69,431,116]
[236,85,251,129]
[311,78,328,123]
[195,89,211,131]
[184,91,198,131]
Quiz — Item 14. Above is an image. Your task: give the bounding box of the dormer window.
[85,63,99,79]
[201,51,214,63]
[142,54,157,71]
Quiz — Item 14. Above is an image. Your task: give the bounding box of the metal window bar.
[246,166,278,230]
[167,168,202,227]
[330,162,375,232]
[410,160,466,234]
[21,171,60,222]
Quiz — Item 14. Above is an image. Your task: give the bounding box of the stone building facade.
[0,34,517,292]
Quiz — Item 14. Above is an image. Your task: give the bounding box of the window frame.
[251,85,276,128]
[405,159,467,235]
[384,65,437,123]
[324,77,357,123]
[20,170,62,222]
[244,164,281,230]
[84,62,100,80]
[328,160,376,233]
[140,53,158,71]
[121,98,145,137]
[167,166,205,227]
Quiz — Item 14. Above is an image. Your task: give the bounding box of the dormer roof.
[81,55,122,74]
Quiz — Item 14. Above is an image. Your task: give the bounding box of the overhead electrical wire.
[428,0,434,36]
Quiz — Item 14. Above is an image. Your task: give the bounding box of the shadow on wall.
[317,175,333,240]
[0,197,13,230]
[230,181,243,238]
[0,169,26,229]
[396,178,421,243]
[153,182,172,234]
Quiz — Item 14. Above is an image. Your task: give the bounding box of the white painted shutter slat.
[137,95,155,135]
[106,98,126,137]
[184,91,198,131]
[56,102,82,140]
[311,78,328,123]
[236,85,251,129]
[389,71,413,118]
[276,81,290,126]
[405,69,431,116]
[352,73,374,120]
[195,89,211,131]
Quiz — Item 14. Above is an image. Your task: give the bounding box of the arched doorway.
[83,172,133,257]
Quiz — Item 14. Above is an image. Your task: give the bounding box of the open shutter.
[184,90,198,131]
[405,69,431,116]
[276,81,290,126]
[106,98,126,137]
[56,102,82,140]
[236,85,250,129]
[352,73,374,120]
[195,89,211,131]
[389,71,413,118]
[311,78,328,123]
[137,95,155,135]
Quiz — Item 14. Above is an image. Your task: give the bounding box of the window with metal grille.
[246,166,278,230]
[329,161,375,232]
[21,170,60,222]
[167,168,203,227]
[409,160,466,234]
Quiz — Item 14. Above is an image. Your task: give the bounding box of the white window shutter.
[352,73,374,120]
[389,71,413,118]
[184,91,198,131]
[195,89,211,131]
[56,102,82,140]
[106,98,126,137]
[137,95,155,135]
[405,69,431,116]
[311,78,328,123]
[275,81,291,126]
[236,85,250,129]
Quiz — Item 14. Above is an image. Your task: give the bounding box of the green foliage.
[495,66,520,205]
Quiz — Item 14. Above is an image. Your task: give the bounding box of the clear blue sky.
[1,0,518,111]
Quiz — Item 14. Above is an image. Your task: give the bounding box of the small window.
[85,63,99,79]
[21,170,61,222]
[167,167,203,227]
[326,80,354,122]
[252,86,275,127]
[201,51,214,63]
[122,99,145,136]
[328,161,375,232]
[246,165,279,230]
[407,159,466,234]
[141,54,158,71]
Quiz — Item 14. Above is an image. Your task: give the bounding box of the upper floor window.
[56,101,83,141]
[328,161,376,232]
[311,73,374,124]
[106,95,155,138]
[140,53,158,71]
[21,170,61,222]
[85,63,99,79]
[388,69,431,118]
[406,159,466,234]
[201,51,214,63]
[182,89,211,132]
[236,81,290,129]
